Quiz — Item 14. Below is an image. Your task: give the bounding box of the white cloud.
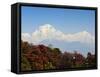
[22,33,32,43]
[22,24,95,45]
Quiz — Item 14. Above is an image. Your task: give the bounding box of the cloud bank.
[22,24,95,45]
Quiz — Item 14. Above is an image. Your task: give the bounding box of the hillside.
[21,41,95,71]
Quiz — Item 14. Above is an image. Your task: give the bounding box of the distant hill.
[39,39,95,57]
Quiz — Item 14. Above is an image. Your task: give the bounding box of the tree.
[21,41,31,54]
[44,62,55,69]
[21,55,32,71]
[86,52,95,67]
[58,52,73,69]
[21,41,95,71]
[73,51,85,67]
[53,48,61,54]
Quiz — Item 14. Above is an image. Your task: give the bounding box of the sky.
[21,6,95,56]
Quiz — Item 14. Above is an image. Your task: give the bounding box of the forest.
[21,41,96,71]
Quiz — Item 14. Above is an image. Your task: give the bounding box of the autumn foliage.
[21,41,96,71]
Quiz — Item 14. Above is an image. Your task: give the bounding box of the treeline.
[21,41,95,71]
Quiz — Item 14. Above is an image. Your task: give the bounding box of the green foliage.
[53,48,61,54]
[21,55,32,71]
[44,62,55,69]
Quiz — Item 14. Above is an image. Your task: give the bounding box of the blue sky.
[21,6,95,35]
[21,6,95,56]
